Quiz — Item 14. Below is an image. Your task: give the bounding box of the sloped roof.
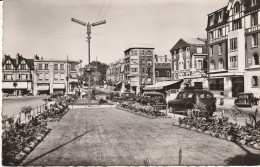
[170,38,206,52]
[144,80,181,90]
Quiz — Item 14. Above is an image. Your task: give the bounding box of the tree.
[89,61,109,85]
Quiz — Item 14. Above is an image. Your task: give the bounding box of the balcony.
[208,35,227,45]
[245,25,260,35]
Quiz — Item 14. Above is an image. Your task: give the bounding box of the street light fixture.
[71,17,106,106]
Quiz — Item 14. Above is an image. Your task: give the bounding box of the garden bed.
[2,96,74,165]
[174,115,260,150]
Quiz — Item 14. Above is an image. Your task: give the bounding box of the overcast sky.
[3,0,227,65]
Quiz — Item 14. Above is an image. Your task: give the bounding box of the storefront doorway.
[232,77,244,97]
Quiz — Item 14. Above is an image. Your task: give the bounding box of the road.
[21,108,259,166]
[2,96,49,117]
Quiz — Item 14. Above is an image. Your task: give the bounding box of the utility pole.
[66,55,69,95]
[71,18,106,106]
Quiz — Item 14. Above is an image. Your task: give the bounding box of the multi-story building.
[170,38,208,89]
[33,55,81,95]
[154,54,172,83]
[105,58,125,92]
[124,47,154,94]
[206,0,260,98]
[244,0,260,98]
[2,54,34,96]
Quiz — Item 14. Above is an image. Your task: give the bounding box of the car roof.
[143,92,164,95]
[238,93,253,95]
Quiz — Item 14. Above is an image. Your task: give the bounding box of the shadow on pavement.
[22,129,95,166]
[224,143,260,165]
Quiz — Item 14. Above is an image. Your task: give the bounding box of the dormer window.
[21,64,26,70]
[173,51,176,59]
[218,11,223,22]
[252,0,257,6]
[209,15,215,26]
[234,2,240,14]
[186,47,190,53]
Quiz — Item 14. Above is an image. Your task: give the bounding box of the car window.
[199,93,206,99]
[187,92,193,98]
[177,92,184,99]
[206,93,213,99]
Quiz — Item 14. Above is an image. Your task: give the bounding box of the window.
[187,92,194,98]
[21,64,26,70]
[60,73,65,80]
[166,71,170,77]
[54,64,58,70]
[234,2,240,14]
[45,73,49,80]
[210,60,215,70]
[230,38,238,51]
[230,56,238,68]
[252,76,258,87]
[60,64,64,70]
[39,73,43,80]
[142,68,145,73]
[218,11,223,22]
[251,13,258,27]
[209,46,213,57]
[209,78,224,91]
[45,64,48,70]
[147,60,152,66]
[39,64,42,70]
[252,34,258,47]
[155,71,159,77]
[142,51,145,56]
[219,58,224,69]
[54,73,59,80]
[218,28,222,38]
[218,44,222,55]
[174,51,176,59]
[147,68,152,75]
[186,60,190,69]
[131,68,138,73]
[209,15,215,26]
[186,47,190,53]
[196,60,202,69]
[174,62,177,71]
[71,64,76,71]
[233,19,242,30]
[252,0,257,6]
[147,51,152,56]
[165,55,167,62]
[132,50,138,56]
[253,54,259,65]
[197,46,202,53]
[209,32,214,40]
[6,64,11,70]
[21,74,26,80]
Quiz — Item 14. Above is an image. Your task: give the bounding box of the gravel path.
[21,108,260,166]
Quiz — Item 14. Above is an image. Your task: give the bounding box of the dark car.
[234,93,259,107]
[168,88,217,116]
[119,92,136,101]
[141,92,166,106]
[106,91,120,100]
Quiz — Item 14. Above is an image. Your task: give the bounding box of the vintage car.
[234,93,259,107]
[168,88,217,116]
[119,92,137,101]
[140,92,166,106]
[106,91,120,101]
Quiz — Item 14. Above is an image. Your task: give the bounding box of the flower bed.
[116,101,167,118]
[175,115,260,150]
[2,96,74,165]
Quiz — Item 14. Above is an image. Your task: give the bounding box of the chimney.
[16,53,20,65]
[34,54,39,60]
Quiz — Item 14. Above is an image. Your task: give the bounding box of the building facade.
[206,0,260,98]
[124,47,154,94]
[154,54,172,83]
[33,56,81,95]
[2,54,34,96]
[170,38,208,89]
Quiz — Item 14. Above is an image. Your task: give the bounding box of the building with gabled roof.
[2,54,34,96]
[170,38,208,89]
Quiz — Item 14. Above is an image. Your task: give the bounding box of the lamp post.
[71,18,106,106]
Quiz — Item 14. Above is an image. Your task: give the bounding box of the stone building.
[33,55,81,95]
[153,54,172,83]
[124,47,154,94]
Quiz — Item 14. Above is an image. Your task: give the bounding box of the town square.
[1,0,260,166]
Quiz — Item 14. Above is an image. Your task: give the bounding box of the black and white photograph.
[1,0,260,166]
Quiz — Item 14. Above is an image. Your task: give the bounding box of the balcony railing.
[245,25,260,34]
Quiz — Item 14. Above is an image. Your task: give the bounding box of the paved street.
[21,108,259,166]
[2,96,49,117]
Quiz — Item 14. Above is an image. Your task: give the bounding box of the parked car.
[141,92,166,106]
[106,91,120,100]
[234,93,259,107]
[168,88,217,116]
[119,92,136,101]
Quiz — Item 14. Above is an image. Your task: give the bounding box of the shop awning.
[2,82,28,89]
[209,72,244,78]
[144,80,181,90]
[53,84,65,89]
[38,85,49,91]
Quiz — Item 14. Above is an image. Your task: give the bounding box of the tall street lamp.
[71,18,106,106]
